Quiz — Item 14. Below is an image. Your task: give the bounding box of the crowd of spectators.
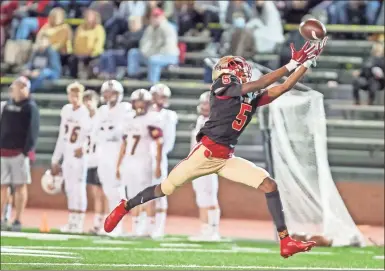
[0,0,384,94]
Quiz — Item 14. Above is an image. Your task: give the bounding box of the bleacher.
[1,24,384,182]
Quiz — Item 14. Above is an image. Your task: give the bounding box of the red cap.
[151,8,164,17]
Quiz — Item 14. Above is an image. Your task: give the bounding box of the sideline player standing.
[51,82,91,233]
[149,84,178,238]
[105,39,327,258]
[83,90,109,234]
[116,89,163,237]
[0,77,39,231]
[189,91,221,242]
[94,80,131,236]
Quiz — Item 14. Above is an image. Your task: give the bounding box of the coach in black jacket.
[0,76,40,231]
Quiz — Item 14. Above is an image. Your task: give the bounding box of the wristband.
[285,59,299,72]
[303,59,313,69]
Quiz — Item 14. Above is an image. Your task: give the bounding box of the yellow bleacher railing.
[65,18,383,34]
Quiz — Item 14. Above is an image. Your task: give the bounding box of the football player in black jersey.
[105,38,327,258]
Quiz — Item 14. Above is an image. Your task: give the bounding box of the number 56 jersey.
[52,104,91,165]
[197,74,267,148]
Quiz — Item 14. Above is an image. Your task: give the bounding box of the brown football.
[299,19,327,41]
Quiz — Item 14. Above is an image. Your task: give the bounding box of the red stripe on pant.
[172,143,202,170]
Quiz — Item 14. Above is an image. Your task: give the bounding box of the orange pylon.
[39,212,50,233]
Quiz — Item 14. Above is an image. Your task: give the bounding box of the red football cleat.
[280,236,316,258]
[104,199,129,233]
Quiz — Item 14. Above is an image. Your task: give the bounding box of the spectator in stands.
[376,1,384,26]
[89,0,117,25]
[13,0,52,40]
[279,0,323,24]
[53,0,92,19]
[69,9,105,79]
[1,0,18,28]
[219,15,256,59]
[246,0,284,53]
[352,42,385,105]
[225,0,253,25]
[22,35,61,91]
[0,76,39,232]
[104,1,146,49]
[35,8,72,58]
[97,16,144,79]
[127,8,179,84]
[144,1,163,26]
[328,0,381,25]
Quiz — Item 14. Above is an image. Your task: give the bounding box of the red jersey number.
[232,103,252,131]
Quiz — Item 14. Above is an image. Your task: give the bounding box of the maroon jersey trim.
[148,126,163,139]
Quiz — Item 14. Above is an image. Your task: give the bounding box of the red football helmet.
[212,56,252,83]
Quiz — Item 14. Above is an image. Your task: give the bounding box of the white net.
[268,90,365,247]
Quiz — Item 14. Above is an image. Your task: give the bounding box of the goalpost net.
[266,90,365,247]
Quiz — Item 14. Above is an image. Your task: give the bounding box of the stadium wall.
[30,167,384,226]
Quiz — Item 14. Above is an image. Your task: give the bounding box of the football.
[299,18,327,41]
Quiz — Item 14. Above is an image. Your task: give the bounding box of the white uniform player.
[116,89,163,237]
[51,82,91,233]
[83,90,109,234]
[189,91,221,241]
[93,80,131,236]
[149,84,178,238]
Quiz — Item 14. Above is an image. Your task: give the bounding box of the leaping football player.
[116,89,163,237]
[105,38,327,258]
[149,84,178,239]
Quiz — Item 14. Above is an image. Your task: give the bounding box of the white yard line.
[1,262,383,270]
[1,245,332,255]
[1,253,80,259]
[93,240,137,245]
[2,247,75,255]
[1,231,89,240]
[373,255,384,260]
[160,243,202,248]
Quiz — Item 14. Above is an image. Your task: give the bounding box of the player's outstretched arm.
[240,41,317,95]
[265,63,311,102]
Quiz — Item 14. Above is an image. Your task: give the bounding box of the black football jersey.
[197,74,267,147]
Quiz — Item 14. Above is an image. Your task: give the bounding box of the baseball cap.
[151,8,164,17]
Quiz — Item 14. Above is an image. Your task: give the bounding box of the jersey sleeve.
[162,111,178,154]
[51,105,67,164]
[211,74,242,97]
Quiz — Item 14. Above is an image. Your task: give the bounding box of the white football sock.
[208,209,221,234]
[93,213,103,229]
[154,212,166,235]
[147,216,155,235]
[68,212,77,227]
[77,213,85,232]
[4,203,12,221]
[132,216,140,235]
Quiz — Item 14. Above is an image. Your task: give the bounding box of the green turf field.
[1,231,384,270]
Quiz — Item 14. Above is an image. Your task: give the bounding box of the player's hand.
[155,166,161,179]
[74,147,83,158]
[116,169,121,180]
[305,36,328,68]
[290,41,317,64]
[51,163,61,176]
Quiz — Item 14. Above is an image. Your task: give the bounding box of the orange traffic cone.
[39,212,50,233]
